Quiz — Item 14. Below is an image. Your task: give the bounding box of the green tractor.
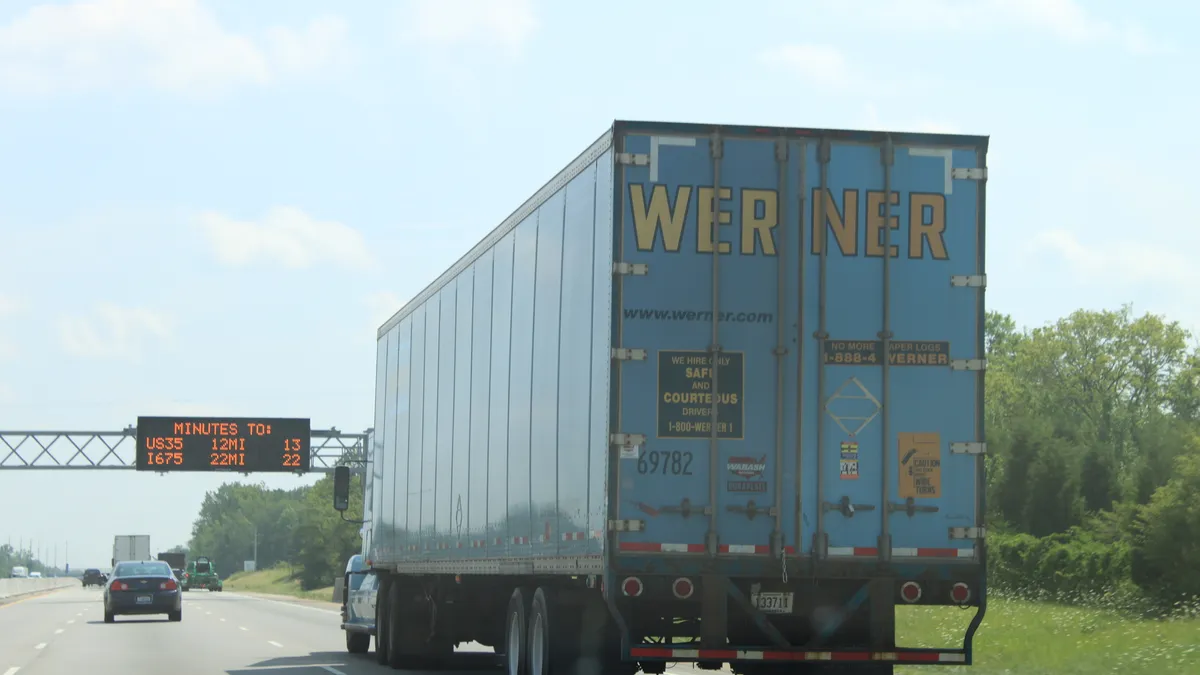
[183,556,223,592]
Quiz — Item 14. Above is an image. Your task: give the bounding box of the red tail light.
[621,576,644,597]
[900,581,922,603]
[950,582,971,604]
[112,581,129,591]
[161,579,178,590]
[672,577,695,600]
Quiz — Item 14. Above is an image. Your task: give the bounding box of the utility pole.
[253,525,258,569]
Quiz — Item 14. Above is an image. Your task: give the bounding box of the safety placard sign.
[897,432,941,499]
[839,441,859,480]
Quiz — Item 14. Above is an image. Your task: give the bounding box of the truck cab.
[340,554,377,654]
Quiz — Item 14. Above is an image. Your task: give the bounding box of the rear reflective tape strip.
[827,547,879,556]
[892,547,975,558]
[629,647,966,663]
[618,543,798,554]
[826,547,975,558]
[617,542,707,553]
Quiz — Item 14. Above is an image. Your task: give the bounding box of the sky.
[0,0,1195,570]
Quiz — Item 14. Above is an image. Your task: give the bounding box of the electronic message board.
[135,416,311,473]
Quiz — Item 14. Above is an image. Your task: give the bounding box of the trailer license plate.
[136,595,152,604]
[751,592,793,614]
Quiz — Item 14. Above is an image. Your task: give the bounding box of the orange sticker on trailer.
[897,432,941,499]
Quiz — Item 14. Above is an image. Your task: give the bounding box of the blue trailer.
[333,119,989,674]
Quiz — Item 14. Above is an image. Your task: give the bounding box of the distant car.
[103,560,182,623]
[29,571,42,578]
[82,569,105,587]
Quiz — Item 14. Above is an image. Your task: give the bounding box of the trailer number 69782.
[751,592,794,614]
[636,449,694,476]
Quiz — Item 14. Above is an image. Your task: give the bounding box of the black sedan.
[82,568,105,587]
[103,560,182,623]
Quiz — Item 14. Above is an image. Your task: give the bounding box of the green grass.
[895,594,1200,674]
[222,564,335,603]
[220,570,1199,672]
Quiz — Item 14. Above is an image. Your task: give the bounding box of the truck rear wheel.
[375,578,390,665]
[346,630,371,654]
[528,587,584,675]
[504,587,531,675]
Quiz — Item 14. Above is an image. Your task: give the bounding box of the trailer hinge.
[610,433,646,448]
[950,442,987,455]
[609,519,646,532]
[612,261,649,276]
[616,152,650,167]
[950,274,986,288]
[950,358,987,372]
[949,526,986,540]
[951,167,987,180]
[611,348,647,361]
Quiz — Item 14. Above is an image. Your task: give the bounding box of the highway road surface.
[0,585,503,675]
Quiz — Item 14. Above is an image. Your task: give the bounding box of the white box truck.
[112,535,151,567]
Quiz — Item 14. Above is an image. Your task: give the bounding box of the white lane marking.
[206,611,212,615]
[239,626,248,631]
[76,613,82,617]
[34,643,46,650]
[54,629,63,634]
[268,641,283,648]
[4,667,20,675]
[320,667,347,675]
[67,620,75,624]
[223,592,340,615]
[219,618,226,622]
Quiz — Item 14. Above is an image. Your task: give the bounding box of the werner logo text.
[629,185,948,260]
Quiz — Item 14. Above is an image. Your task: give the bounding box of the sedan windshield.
[112,562,172,578]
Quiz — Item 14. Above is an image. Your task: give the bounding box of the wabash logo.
[727,455,766,479]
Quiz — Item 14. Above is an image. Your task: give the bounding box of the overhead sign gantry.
[0,418,371,473]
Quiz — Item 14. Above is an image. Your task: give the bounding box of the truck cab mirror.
[333,465,350,511]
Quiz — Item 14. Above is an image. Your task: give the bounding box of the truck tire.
[504,587,531,675]
[375,578,390,665]
[346,630,371,654]
[528,587,577,675]
[386,581,412,669]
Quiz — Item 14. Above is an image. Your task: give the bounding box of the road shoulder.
[225,590,340,611]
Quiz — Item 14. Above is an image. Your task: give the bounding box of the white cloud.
[758,44,862,91]
[0,0,351,98]
[0,293,24,317]
[59,303,174,361]
[857,104,965,135]
[824,0,1164,55]
[196,206,377,271]
[0,336,16,362]
[399,0,538,54]
[0,293,22,361]
[135,400,228,417]
[1031,230,1194,285]
[364,291,403,331]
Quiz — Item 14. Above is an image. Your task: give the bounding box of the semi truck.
[112,535,151,567]
[333,119,989,674]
